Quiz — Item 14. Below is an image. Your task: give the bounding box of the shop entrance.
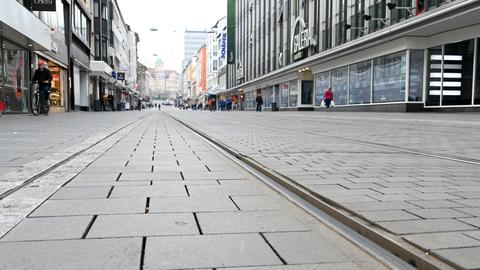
[301,80,313,105]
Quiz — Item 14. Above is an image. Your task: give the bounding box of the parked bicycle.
[31,83,50,116]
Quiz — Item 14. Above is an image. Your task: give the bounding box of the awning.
[90,61,114,81]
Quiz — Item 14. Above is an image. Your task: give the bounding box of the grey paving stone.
[144,234,281,269]
[378,219,476,235]
[197,211,309,234]
[71,173,119,182]
[343,201,419,212]
[120,172,182,181]
[464,231,480,241]
[403,232,480,250]
[149,196,237,213]
[30,198,146,217]
[181,171,245,180]
[458,218,480,228]
[231,196,282,211]
[406,208,472,219]
[433,247,480,270]
[109,185,187,198]
[217,263,369,270]
[368,194,418,202]
[65,181,151,187]
[410,193,462,201]
[263,231,348,264]
[457,208,480,217]
[408,200,465,209]
[187,183,265,197]
[50,186,111,200]
[0,216,92,241]
[88,213,198,238]
[454,199,480,207]
[0,238,141,270]
[358,210,420,222]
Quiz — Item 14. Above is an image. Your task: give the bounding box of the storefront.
[34,55,68,112]
[1,0,52,114]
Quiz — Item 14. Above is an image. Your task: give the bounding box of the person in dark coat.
[255,93,263,112]
[31,59,52,109]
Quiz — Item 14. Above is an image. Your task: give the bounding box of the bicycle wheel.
[31,88,40,116]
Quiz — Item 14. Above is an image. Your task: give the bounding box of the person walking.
[323,87,334,111]
[31,59,52,112]
[255,93,263,112]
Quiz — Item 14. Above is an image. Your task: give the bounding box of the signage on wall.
[117,72,126,81]
[30,0,57,11]
[291,17,316,62]
[220,33,227,60]
[111,71,116,79]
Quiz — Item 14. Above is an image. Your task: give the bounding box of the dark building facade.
[228,0,480,111]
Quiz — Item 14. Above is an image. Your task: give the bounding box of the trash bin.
[271,102,279,111]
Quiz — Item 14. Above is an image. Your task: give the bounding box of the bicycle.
[31,84,50,116]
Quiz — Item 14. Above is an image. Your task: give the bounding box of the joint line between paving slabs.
[140,236,147,270]
[180,172,185,180]
[260,233,287,265]
[184,185,190,197]
[81,215,98,239]
[145,197,150,214]
[193,212,203,235]
[106,186,114,198]
[228,196,241,211]
[116,173,122,182]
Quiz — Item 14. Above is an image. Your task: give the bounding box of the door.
[301,80,313,105]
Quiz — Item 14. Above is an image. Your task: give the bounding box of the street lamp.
[363,14,388,26]
[386,2,416,16]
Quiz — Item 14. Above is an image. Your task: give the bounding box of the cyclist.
[31,59,52,112]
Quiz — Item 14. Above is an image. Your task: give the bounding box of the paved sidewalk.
[166,109,480,270]
[0,111,151,175]
[0,112,386,270]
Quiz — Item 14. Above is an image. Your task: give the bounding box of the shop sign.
[31,0,56,11]
[117,72,125,81]
[111,71,116,79]
[220,33,227,60]
[291,17,316,61]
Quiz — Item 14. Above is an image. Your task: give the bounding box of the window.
[443,39,474,106]
[349,60,371,104]
[315,72,329,106]
[373,51,406,103]
[289,80,298,107]
[476,39,480,104]
[409,49,424,101]
[331,67,349,105]
[281,82,289,107]
[73,4,90,44]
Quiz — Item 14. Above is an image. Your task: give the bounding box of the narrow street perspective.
[1,112,391,270]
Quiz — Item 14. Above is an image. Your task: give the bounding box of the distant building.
[183,30,209,69]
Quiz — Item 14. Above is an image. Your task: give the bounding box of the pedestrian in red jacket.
[323,87,333,111]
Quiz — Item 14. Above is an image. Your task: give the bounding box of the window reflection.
[373,52,406,103]
[331,67,348,105]
[349,61,371,104]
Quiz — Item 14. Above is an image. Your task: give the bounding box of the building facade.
[229,0,480,111]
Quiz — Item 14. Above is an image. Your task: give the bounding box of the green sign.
[227,0,236,64]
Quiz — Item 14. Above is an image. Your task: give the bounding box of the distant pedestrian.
[323,87,334,111]
[255,93,263,112]
[108,94,115,111]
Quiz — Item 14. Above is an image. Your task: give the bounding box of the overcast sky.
[117,0,227,72]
